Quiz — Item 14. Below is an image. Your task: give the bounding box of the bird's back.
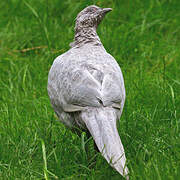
[48,43,125,126]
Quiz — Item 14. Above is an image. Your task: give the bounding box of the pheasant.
[48,5,129,179]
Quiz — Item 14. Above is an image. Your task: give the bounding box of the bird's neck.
[70,27,102,48]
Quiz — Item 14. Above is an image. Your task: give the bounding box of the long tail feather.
[81,107,129,178]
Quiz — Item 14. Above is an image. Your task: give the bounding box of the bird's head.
[75,5,112,32]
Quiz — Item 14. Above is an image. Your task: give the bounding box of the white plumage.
[48,5,129,178]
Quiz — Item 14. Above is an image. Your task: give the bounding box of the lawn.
[0,0,180,179]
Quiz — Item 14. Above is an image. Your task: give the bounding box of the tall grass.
[0,0,180,179]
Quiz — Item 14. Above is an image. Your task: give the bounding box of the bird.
[47,5,129,179]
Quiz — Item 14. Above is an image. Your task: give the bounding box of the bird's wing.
[48,53,125,113]
[48,60,103,112]
[101,73,124,105]
[62,68,104,110]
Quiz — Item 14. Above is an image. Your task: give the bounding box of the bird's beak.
[102,8,112,14]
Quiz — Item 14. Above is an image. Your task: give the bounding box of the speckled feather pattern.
[47,5,128,178]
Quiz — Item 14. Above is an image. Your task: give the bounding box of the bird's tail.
[81,107,129,178]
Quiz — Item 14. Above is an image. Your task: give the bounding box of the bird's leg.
[71,126,82,137]
[84,130,101,168]
[93,140,99,152]
[84,129,92,156]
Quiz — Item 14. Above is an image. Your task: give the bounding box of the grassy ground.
[0,0,180,179]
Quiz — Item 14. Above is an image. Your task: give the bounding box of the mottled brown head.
[75,5,112,33]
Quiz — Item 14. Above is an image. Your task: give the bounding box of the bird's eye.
[89,7,97,13]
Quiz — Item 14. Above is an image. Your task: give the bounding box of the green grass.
[0,0,180,179]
